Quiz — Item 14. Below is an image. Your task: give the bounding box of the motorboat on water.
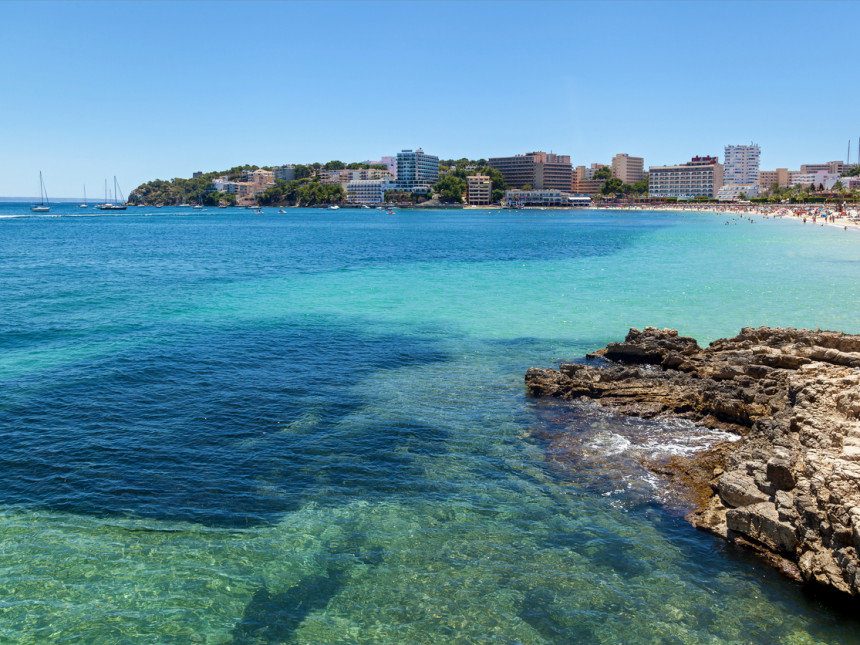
[328,204,340,210]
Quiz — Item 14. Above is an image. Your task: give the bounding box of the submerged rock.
[526,326,860,596]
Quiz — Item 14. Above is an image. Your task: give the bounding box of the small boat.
[328,204,340,210]
[79,184,88,208]
[193,204,204,209]
[278,209,286,213]
[30,172,51,212]
[255,208,263,214]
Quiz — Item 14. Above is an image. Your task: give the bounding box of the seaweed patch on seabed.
[231,537,385,643]
[528,398,740,513]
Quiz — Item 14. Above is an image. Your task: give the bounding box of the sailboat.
[80,184,88,208]
[30,172,51,212]
[99,177,127,211]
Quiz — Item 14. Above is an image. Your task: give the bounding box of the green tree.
[483,168,507,192]
[434,176,466,203]
[521,184,533,191]
[601,178,623,194]
[593,167,612,181]
[491,189,505,204]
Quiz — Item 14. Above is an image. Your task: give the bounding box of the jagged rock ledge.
[525,326,860,596]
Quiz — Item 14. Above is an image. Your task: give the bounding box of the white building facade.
[649,156,724,199]
[789,172,841,190]
[346,179,396,205]
[724,144,761,186]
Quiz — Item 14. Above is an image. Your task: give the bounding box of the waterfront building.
[503,189,570,207]
[611,154,644,185]
[466,175,492,206]
[758,168,790,192]
[346,179,395,205]
[273,165,296,182]
[716,184,759,201]
[212,176,231,192]
[488,151,573,191]
[648,156,724,200]
[789,171,841,190]
[396,148,439,193]
[724,144,761,186]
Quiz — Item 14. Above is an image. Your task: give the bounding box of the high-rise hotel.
[488,151,573,191]
[396,148,439,193]
[724,144,761,186]
[611,153,645,185]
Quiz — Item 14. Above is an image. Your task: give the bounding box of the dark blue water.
[1,204,859,642]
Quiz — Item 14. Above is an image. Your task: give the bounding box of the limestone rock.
[525,326,860,596]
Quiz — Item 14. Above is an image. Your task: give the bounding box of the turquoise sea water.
[1,203,859,643]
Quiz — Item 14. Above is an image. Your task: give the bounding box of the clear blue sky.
[2,0,859,197]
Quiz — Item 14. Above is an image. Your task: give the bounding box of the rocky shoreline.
[525,326,860,596]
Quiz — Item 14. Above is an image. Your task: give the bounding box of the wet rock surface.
[526,326,860,596]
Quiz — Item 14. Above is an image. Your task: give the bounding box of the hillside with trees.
[129,160,384,206]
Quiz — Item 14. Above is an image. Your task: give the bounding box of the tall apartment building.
[648,156,724,199]
[488,151,573,191]
[466,175,492,205]
[724,144,761,186]
[396,148,439,193]
[611,154,644,184]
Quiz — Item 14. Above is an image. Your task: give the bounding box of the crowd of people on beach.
[604,202,860,232]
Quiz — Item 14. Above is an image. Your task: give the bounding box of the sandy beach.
[604,202,860,233]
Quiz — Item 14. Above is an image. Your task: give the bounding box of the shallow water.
[1,204,859,642]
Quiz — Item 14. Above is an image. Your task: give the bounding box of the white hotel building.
[724,144,761,186]
[346,179,396,205]
[648,156,724,199]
